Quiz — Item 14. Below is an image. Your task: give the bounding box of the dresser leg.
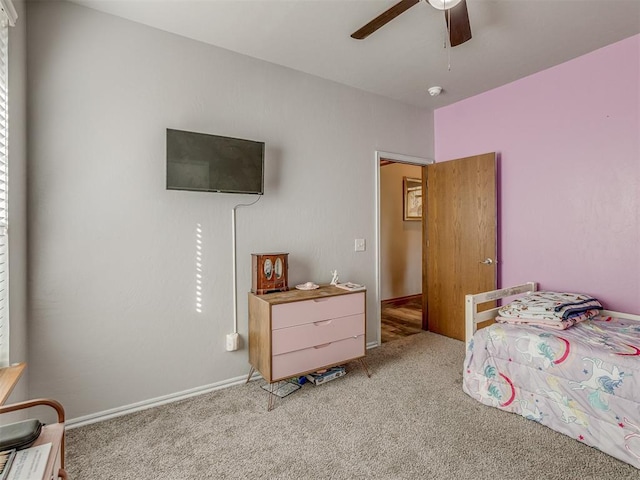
[245,366,255,384]
[359,358,372,378]
[266,382,278,411]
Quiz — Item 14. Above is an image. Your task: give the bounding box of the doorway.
[375,151,433,345]
[375,151,497,345]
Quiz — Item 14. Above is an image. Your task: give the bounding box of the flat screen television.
[166,128,264,194]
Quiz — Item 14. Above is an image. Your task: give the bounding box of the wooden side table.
[0,362,25,405]
[0,364,68,479]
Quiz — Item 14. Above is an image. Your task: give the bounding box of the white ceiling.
[70,0,640,108]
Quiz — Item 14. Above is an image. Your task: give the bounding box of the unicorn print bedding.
[463,314,640,468]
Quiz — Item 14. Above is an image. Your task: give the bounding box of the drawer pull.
[312,298,330,303]
[313,342,332,349]
[313,320,333,327]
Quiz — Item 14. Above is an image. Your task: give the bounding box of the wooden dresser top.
[249,285,365,305]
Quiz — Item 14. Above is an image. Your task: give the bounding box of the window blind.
[0,11,10,366]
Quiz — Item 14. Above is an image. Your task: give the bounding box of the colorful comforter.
[463,315,640,468]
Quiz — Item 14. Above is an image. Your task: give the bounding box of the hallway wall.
[380,163,422,301]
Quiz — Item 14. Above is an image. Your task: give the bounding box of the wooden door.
[423,152,497,341]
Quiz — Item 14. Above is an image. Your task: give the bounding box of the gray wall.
[380,163,423,300]
[7,0,28,404]
[26,1,433,419]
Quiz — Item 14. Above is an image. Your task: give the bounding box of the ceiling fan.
[351,0,472,47]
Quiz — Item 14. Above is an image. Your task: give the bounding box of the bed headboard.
[464,283,640,346]
[464,282,537,345]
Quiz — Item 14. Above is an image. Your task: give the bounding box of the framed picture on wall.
[403,177,422,221]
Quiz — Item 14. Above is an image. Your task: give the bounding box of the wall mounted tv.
[166,128,264,194]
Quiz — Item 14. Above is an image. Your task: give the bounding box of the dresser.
[248,286,367,384]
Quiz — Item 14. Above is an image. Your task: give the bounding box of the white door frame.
[374,151,434,346]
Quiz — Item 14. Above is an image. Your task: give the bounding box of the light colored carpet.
[66,332,638,479]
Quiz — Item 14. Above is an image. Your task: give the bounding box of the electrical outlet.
[226,333,239,351]
[354,238,366,252]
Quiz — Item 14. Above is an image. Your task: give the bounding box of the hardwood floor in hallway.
[381,295,423,343]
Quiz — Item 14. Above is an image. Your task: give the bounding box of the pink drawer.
[271,335,365,381]
[272,314,364,355]
[272,292,364,330]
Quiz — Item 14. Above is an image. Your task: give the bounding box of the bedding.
[496,291,603,330]
[463,314,640,468]
[496,309,601,330]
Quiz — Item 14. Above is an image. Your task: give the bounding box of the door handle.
[479,258,494,265]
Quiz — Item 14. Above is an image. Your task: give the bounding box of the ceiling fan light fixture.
[427,0,462,11]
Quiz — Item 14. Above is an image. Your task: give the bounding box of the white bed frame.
[465,282,640,345]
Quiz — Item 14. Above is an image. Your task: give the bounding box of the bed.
[463,282,640,469]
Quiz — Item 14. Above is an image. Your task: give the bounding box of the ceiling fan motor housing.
[427,0,462,10]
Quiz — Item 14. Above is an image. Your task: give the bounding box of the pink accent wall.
[434,34,640,313]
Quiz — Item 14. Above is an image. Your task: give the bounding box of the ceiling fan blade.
[445,0,472,47]
[351,0,420,40]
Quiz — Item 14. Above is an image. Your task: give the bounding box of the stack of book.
[306,366,346,385]
[0,449,15,480]
[0,443,51,480]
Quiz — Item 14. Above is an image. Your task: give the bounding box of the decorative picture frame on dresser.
[251,253,289,295]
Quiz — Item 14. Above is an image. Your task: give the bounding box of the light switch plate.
[354,238,366,252]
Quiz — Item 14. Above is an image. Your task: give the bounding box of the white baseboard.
[66,372,260,429]
[68,343,379,429]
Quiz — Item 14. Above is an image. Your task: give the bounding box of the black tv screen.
[166,128,264,194]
